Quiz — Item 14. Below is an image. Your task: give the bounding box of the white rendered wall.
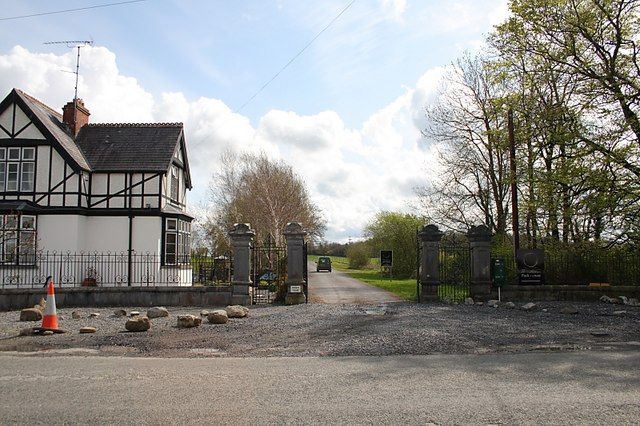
[83,217,129,253]
[37,215,83,252]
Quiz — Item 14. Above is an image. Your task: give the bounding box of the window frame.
[0,214,37,266]
[0,147,36,193]
[163,218,191,266]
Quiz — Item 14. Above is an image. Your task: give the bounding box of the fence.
[493,245,640,286]
[0,252,233,289]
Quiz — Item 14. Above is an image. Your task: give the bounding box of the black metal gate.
[251,235,287,304]
[438,244,471,302]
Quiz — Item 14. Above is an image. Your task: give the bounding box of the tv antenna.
[44,40,93,100]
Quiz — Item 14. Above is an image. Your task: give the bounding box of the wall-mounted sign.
[380,250,393,267]
[516,249,545,285]
[289,285,302,294]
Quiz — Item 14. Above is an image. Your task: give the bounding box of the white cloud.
[381,0,407,21]
[0,45,445,242]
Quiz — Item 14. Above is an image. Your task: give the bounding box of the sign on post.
[380,250,393,267]
[492,258,506,287]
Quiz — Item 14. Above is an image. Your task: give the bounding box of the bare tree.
[208,151,326,246]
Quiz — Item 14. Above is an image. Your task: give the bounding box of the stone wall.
[0,286,232,311]
[497,285,640,302]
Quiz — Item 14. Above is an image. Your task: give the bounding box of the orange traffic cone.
[41,276,59,331]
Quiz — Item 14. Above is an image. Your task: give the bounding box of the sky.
[0,0,509,242]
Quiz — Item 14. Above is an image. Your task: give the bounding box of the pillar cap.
[467,224,492,242]
[228,223,255,237]
[283,222,307,236]
[418,224,443,242]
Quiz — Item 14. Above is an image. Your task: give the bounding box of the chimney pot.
[62,99,90,137]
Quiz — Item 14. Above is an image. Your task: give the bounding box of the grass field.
[309,255,418,301]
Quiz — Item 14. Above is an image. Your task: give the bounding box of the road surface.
[1,351,638,425]
[307,261,402,304]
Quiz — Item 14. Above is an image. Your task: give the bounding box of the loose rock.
[147,307,169,319]
[626,298,639,307]
[613,310,627,316]
[560,305,578,315]
[521,302,538,311]
[208,310,229,324]
[226,305,249,318]
[35,298,46,312]
[89,312,100,318]
[129,311,140,317]
[177,315,201,328]
[42,330,54,336]
[113,309,127,317]
[200,310,209,317]
[464,297,474,305]
[475,301,484,306]
[504,302,516,309]
[19,327,35,336]
[487,300,500,308]
[125,316,151,332]
[79,327,97,334]
[72,311,81,319]
[20,308,42,322]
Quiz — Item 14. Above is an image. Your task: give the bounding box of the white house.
[0,88,193,287]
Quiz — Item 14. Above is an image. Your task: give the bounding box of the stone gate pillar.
[418,224,443,302]
[229,223,255,305]
[283,222,307,305]
[468,224,492,302]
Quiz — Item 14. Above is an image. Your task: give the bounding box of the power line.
[0,0,148,22]
[236,0,357,113]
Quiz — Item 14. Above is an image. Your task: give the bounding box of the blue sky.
[0,0,508,241]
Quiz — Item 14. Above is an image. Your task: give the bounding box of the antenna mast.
[44,40,93,100]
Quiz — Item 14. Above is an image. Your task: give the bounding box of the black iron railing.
[0,252,233,289]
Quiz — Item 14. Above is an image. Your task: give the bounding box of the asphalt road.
[1,351,638,425]
[307,261,402,304]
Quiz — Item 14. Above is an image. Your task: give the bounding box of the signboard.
[289,285,302,294]
[380,250,393,267]
[516,249,545,285]
[492,258,506,287]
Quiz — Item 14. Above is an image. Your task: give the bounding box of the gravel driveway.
[1,301,639,358]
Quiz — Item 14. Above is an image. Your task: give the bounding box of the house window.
[0,147,35,192]
[0,214,37,265]
[164,218,190,265]
[170,166,179,203]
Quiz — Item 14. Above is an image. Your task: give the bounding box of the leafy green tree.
[346,242,370,269]
[364,212,423,278]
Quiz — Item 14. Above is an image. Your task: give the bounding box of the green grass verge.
[309,255,417,301]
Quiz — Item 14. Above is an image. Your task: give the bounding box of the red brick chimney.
[62,99,90,137]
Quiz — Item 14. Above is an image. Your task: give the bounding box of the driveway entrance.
[307,261,401,304]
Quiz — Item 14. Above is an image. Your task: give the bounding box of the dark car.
[316,256,332,272]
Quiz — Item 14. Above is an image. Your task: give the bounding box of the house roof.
[75,123,184,173]
[14,89,91,170]
[3,89,191,187]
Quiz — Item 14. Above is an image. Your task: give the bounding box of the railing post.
[283,222,307,305]
[468,224,493,302]
[418,224,443,302]
[228,223,255,305]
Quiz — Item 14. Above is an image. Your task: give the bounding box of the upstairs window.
[0,147,35,192]
[0,214,37,265]
[170,166,179,203]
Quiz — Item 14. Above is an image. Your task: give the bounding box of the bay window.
[164,218,190,265]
